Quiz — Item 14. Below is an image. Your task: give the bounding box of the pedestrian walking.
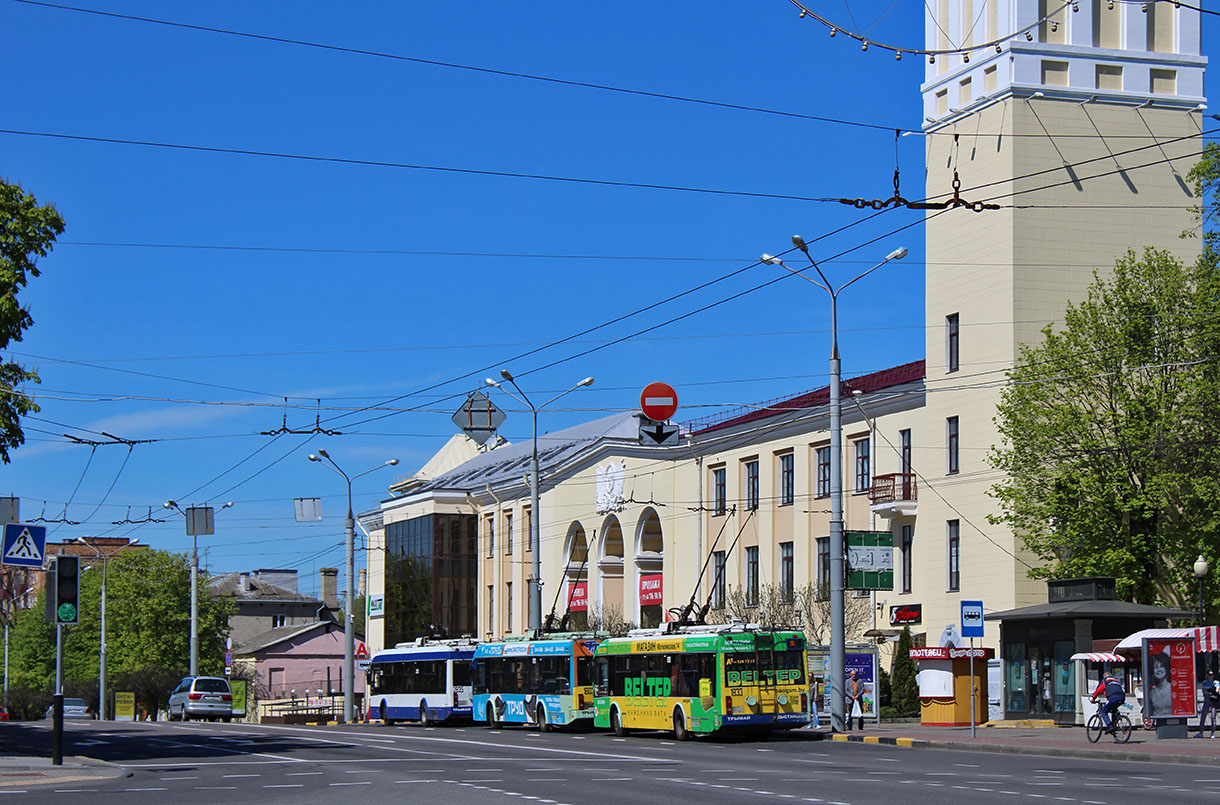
[846,669,864,731]
[1197,670,1219,738]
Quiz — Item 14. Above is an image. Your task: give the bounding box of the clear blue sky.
[2,2,1211,599]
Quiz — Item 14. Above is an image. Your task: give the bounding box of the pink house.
[235,620,365,700]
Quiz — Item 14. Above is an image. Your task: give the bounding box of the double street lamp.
[308,449,398,723]
[762,238,907,732]
[164,500,233,677]
[70,537,139,720]
[485,371,594,633]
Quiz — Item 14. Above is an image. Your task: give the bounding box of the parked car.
[44,698,92,719]
[0,705,9,721]
[168,676,233,722]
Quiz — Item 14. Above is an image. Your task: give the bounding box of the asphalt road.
[1,719,1214,803]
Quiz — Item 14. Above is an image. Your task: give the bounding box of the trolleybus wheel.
[537,704,550,732]
[380,701,393,726]
[610,705,627,738]
[487,703,501,729]
[673,708,689,741]
[420,702,430,728]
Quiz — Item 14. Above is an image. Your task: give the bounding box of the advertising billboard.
[1142,636,1197,719]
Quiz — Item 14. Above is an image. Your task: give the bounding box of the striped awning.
[1116,626,1220,653]
[1070,652,1126,663]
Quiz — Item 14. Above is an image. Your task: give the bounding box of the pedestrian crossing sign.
[2,523,47,568]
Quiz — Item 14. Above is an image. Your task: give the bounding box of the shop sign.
[568,581,588,612]
[889,603,922,626]
[909,647,994,660]
[639,573,663,605]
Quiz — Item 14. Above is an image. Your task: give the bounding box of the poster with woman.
[1142,637,1197,719]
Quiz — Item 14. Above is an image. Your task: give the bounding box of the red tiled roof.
[687,360,925,436]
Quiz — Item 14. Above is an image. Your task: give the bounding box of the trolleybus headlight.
[777,694,789,706]
[746,695,758,707]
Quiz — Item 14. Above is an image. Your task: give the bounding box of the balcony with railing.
[870,473,917,518]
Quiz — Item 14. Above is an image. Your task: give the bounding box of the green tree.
[891,626,918,717]
[5,549,234,716]
[989,248,1220,611]
[0,179,64,462]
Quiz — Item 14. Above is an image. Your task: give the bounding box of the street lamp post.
[1195,555,1209,626]
[762,239,907,732]
[308,450,398,723]
[70,538,139,720]
[485,372,594,633]
[164,500,232,677]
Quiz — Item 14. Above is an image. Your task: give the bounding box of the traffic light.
[54,555,79,625]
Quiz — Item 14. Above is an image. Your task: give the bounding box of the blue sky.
[2,2,1210,599]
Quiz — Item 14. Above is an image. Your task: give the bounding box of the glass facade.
[384,513,478,646]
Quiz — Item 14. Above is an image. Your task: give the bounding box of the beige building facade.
[364,2,1206,682]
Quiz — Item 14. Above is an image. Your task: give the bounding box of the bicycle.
[1086,698,1132,744]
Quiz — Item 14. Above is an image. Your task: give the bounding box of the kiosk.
[910,646,993,726]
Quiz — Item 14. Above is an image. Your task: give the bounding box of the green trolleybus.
[593,621,809,739]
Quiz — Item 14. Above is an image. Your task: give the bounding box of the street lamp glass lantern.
[1196,555,1209,578]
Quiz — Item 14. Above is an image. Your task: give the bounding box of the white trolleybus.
[366,636,478,726]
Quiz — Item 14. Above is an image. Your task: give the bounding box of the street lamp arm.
[309,453,350,484]
[539,377,595,410]
[837,247,909,296]
[761,254,831,295]
[351,459,400,483]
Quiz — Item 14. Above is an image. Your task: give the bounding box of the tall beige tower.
[901,1,1205,644]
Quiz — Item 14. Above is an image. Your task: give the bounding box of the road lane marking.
[286,772,323,776]
[263,784,304,788]
[330,781,372,786]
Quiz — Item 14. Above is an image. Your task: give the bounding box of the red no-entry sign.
[640,382,678,422]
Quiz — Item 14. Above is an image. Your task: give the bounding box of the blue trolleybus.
[366,637,478,726]
[472,633,602,730]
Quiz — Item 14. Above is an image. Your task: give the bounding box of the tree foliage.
[708,583,872,645]
[890,626,918,717]
[989,248,1220,611]
[0,179,64,462]
[4,549,233,716]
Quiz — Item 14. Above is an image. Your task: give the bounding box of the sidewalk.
[808,720,1220,766]
[0,756,127,788]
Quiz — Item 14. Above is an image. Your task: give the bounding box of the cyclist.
[1090,669,1126,733]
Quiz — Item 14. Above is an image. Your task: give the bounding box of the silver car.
[44,698,91,719]
[168,676,233,722]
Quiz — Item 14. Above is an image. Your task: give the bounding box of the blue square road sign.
[2,523,47,568]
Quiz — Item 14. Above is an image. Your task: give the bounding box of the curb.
[814,731,1220,767]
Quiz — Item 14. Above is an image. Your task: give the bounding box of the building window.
[947,520,961,592]
[900,429,913,499]
[487,584,495,636]
[1039,0,1067,44]
[713,551,726,609]
[1093,0,1121,48]
[947,416,960,475]
[854,438,870,492]
[983,65,997,94]
[815,537,829,596]
[745,546,759,606]
[959,76,972,106]
[1147,3,1176,53]
[506,581,513,634]
[815,446,831,498]
[524,507,532,552]
[744,460,759,511]
[780,541,795,602]
[272,614,286,628]
[946,313,959,373]
[712,467,726,515]
[485,514,495,558]
[1150,68,1177,95]
[1041,60,1069,87]
[778,453,794,506]
[935,88,948,115]
[505,512,513,555]
[1096,64,1123,91]
[901,525,913,594]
